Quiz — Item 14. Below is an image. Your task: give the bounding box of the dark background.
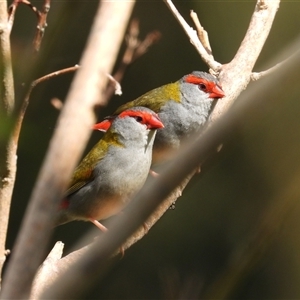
[4,0,300,298]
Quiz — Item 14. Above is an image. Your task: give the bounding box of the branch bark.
[212,0,280,121]
[0,1,135,298]
[0,0,16,285]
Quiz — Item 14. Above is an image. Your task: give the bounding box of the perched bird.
[93,71,225,164]
[57,107,164,231]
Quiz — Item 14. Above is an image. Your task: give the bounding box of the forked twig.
[190,10,213,56]
[7,0,51,51]
[163,0,221,72]
[12,65,80,146]
[251,59,287,81]
[104,18,161,101]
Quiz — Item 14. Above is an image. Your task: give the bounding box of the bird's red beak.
[209,84,225,99]
[147,114,164,129]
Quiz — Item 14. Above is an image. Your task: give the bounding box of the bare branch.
[251,59,287,81]
[0,1,135,298]
[103,18,161,102]
[33,0,51,52]
[190,10,212,56]
[12,65,80,151]
[212,0,280,122]
[106,74,122,96]
[0,0,15,282]
[0,1,14,113]
[7,0,51,51]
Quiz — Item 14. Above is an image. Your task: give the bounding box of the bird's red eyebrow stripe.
[119,110,138,118]
[185,75,208,84]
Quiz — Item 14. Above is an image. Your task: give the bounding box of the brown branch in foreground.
[31,241,65,299]
[0,1,135,298]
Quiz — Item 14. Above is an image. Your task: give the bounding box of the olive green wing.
[114,82,180,115]
[65,138,110,197]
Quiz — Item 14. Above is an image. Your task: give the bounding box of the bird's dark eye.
[198,83,207,91]
[134,116,144,123]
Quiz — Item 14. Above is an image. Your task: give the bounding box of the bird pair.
[56,71,225,231]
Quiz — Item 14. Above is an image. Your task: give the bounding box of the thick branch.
[211,0,280,121]
[0,0,16,284]
[0,1,135,298]
[0,0,14,112]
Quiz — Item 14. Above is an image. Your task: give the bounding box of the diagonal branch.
[163,0,221,71]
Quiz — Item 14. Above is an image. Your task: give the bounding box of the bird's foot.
[89,219,108,232]
[149,169,159,177]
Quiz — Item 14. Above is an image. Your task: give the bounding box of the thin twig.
[33,0,51,52]
[7,0,51,51]
[106,74,122,96]
[163,0,221,72]
[117,18,161,78]
[12,65,80,148]
[8,0,41,34]
[251,59,287,81]
[103,18,161,101]
[190,10,212,56]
